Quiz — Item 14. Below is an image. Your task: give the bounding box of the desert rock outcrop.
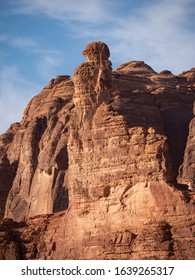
[178,100,195,189]
[0,42,194,259]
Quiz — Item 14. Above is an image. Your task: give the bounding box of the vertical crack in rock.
[3,75,74,222]
[0,42,195,260]
[162,107,194,180]
[4,117,48,221]
[178,101,195,190]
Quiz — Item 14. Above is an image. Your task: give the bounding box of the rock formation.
[178,100,195,189]
[0,42,195,260]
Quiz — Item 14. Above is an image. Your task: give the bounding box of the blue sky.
[0,0,195,133]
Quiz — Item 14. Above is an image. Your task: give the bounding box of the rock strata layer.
[0,42,195,259]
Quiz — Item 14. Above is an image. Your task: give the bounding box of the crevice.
[162,107,193,179]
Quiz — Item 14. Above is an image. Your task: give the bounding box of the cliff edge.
[0,42,194,260]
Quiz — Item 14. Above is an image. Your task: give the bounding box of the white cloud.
[0,0,194,135]
[0,32,64,80]
[0,66,40,134]
[0,34,8,42]
[108,0,195,74]
[10,0,109,23]
[10,37,38,48]
[37,54,63,81]
[63,0,194,74]
[11,0,194,74]
[0,33,63,57]
[0,33,38,49]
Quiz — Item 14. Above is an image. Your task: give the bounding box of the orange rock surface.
[0,42,194,259]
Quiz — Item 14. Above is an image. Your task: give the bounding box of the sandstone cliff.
[0,42,194,260]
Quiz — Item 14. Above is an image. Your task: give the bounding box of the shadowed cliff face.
[3,76,74,221]
[162,107,194,177]
[0,42,195,260]
[178,101,195,189]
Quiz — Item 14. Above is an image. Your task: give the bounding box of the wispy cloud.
[0,32,64,80]
[10,0,109,23]
[105,0,195,73]
[0,0,194,134]
[0,33,60,54]
[37,54,63,81]
[10,37,38,48]
[0,33,38,49]
[7,0,195,74]
[0,34,8,42]
[0,66,40,134]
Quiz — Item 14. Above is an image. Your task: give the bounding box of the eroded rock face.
[178,101,195,189]
[0,123,20,220]
[73,41,112,113]
[0,42,195,259]
[4,76,74,221]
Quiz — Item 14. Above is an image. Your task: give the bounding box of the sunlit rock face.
[0,42,195,260]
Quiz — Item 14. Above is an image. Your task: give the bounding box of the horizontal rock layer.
[0,42,195,259]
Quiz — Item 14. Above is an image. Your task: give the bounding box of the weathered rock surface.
[3,75,73,221]
[0,42,194,259]
[178,101,195,189]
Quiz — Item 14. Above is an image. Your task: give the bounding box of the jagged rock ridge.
[0,41,194,260]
